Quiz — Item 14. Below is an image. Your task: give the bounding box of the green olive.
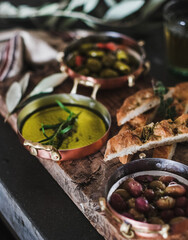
[86,58,102,72]
[116,49,129,61]
[114,61,131,74]
[148,217,164,225]
[78,68,90,76]
[100,68,118,78]
[80,43,94,51]
[88,50,105,58]
[115,189,130,200]
[67,55,76,68]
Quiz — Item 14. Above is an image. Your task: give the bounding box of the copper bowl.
[60,31,148,89]
[100,158,188,239]
[17,93,111,162]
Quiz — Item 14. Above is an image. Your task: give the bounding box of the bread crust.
[116,87,174,126]
[104,114,188,161]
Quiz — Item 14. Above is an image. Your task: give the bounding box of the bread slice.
[116,87,174,126]
[104,114,188,161]
[152,83,188,159]
[119,108,157,164]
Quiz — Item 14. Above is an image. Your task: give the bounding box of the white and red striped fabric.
[0,29,65,81]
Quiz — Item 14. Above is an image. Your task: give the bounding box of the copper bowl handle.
[23,140,61,161]
[99,197,135,239]
[71,78,101,100]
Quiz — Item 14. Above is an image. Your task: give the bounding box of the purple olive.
[126,178,143,197]
[174,208,185,217]
[175,196,187,208]
[135,175,153,183]
[135,197,149,213]
[160,210,174,222]
[144,189,155,201]
[110,192,126,212]
[165,182,186,197]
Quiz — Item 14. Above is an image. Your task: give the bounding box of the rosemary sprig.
[153,81,177,120]
[39,100,80,149]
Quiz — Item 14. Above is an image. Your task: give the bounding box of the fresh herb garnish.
[39,100,80,149]
[153,81,177,120]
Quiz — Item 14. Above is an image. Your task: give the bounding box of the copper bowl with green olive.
[60,32,147,89]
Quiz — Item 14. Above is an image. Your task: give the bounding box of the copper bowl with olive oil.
[17,94,111,161]
[60,31,147,89]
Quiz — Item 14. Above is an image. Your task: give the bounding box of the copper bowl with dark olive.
[100,158,188,239]
[60,31,147,89]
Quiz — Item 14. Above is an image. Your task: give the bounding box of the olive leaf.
[19,72,30,94]
[26,72,68,99]
[104,0,145,20]
[83,0,99,13]
[5,72,30,113]
[66,0,85,11]
[6,82,22,113]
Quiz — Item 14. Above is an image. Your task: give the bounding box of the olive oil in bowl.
[21,105,107,150]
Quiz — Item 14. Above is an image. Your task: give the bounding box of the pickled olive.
[165,183,186,197]
[135,197,149,213]
[78,68,90,76]
[115,189,130,200]
[159,176,175,184]
[135,175,153,183]
[124,178,143,197]
[147,204,157,218]
[67,55,76,67]
[148,217,165,225]
[155,189,165,198]
[175,196,187,208]
[160,210,174,221]
[114,61,131,74]
[149,180,166,190]
[156,196,176,209]
[102,54,116,67]
[100,69,118,78]
[86,58,102,72]
[80,43,93,51]
[110,192,126,212]
[170,217,187,225]
[88,50,104,58]
[122,212,134,219]
[116,49,129,61]
[110,175,188,224]
[144,189,155,201]
[174,208,185,217]
[129,208,145,221]
[127,198,136,208]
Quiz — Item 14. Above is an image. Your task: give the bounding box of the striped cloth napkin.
[0,29,65,81]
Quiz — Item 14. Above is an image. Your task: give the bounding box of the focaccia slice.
[119,108,157,164]
[152,83,188,159]
[104,114,188,161]
[116,87,174,126]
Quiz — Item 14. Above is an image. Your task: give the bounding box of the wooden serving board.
[1,60,188,240]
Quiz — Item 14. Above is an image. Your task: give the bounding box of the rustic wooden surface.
[1,58,188,240]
